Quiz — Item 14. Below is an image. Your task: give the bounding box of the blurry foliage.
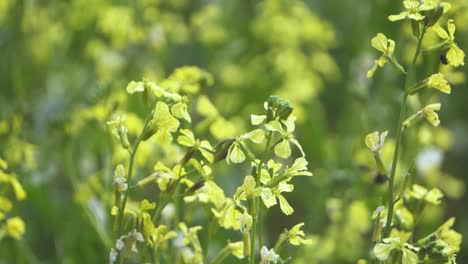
[0,0,468,263]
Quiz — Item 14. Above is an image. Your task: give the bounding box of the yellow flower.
[433,20,465,67]
[388,0,434,22]
[150,102,180,144]
[265,117,304,159]
[286,223,313,246]
[236,176,262,200]
[177,129,214,163]
[374,237,419,264]
[368,33,405,78]
[260,181,294,215]
[365,131,388,152]
[427,73,451,94]
[371,33,395,55]
[422,103,441,127]
[6,217,25,240]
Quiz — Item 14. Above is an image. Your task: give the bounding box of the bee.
[440,51,448,65]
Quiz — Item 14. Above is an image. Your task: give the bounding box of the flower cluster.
[0,158,26,241]
[366,1,464,263]
[105,68,314,263]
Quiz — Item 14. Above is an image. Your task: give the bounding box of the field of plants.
[1,0,468,263]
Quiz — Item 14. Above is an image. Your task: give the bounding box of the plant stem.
[116,113,153,236]
[383,26,427,238]
[248,198,257,264]
[211,244,231,264]
[116,139,141,235]
[257,204,263,254]
[273,232,287,252]
[257,132,272,251]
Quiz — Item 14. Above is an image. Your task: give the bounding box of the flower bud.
[118,127,130,149]
[424,4,445,27]
[213,138,235,162]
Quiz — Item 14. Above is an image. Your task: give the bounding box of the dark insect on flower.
[374,172,387,184]
[440,52,448,65]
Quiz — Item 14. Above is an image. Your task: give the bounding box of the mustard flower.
[265,116,304,159]
[283,157,313,178]
[374,237,419,264]
[407,184,443,205]
[236,176,263,200]
[388,1,436,22]
[142,102,180,144]
[177,129,214,163]
[403,103,442,128]
[9,177,26,201]
[106,115,130,149]
[368,33,405,78]
[436,218,462,252]
[136,162,186,191]
[427,73,451,94]
[286,223,313,246]
[422,103,441,127]
[260,181,294,215]
[365,131,388,153]
[238,211,253,235]
[111,229,145,260]
[149,225,177,247]
[170,97,191,123]
[260,246,280,264]
[433,20,465,67]
[184,180,226,210]
[178,222,202,252]
[226,129,265,163]
[211,198,241,230]
[113,164,127,192]
[6,217,25,240]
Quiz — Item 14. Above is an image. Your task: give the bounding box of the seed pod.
[118,128,130,149]
[411,20,421,38]
[180,147,195,165]
[425,4,445,27]
[186,179,205,195]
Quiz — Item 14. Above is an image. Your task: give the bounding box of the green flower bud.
[424,4,445,27]
[213,138,235,162]
[118,128,130,149]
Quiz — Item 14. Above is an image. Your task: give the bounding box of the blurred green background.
[1,0,467,263]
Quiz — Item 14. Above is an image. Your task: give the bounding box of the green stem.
[153,244,160,264]
[257,204,263,254]
[116,113,153,236]
[152,192,171,223]
[116,139,141,235]
[211,244,231,264]
[257,132,272,250]
[273,232,288,252]
[266,171,287,188]
[203,215,217,263]
[383,26,427,238]
[248,198,257,264]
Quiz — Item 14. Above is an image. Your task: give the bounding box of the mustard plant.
[366,1,464,263]
[107,67,313,264]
